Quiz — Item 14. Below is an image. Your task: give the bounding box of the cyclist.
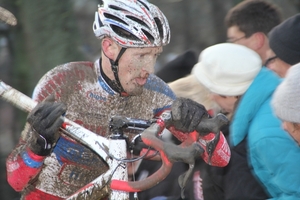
[6,0,230,199]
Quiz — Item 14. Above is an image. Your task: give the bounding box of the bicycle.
[0,80,230,200]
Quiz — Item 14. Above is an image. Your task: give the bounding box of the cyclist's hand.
[171,97,208,133]
[27,94,67,156]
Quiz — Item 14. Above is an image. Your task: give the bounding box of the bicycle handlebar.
[109,111,229,193]
[112,111,229,164]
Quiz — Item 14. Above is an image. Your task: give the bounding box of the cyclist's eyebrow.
[157,49,163,54]
[138,47,163,55]
[152,48,163,55]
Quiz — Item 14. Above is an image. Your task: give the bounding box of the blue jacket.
[230,68,300,200]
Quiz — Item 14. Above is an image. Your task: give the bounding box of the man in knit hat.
[272,63,300,145]
[267,13,300,77]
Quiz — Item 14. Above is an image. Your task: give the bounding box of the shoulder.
[233,69,281,132]
[144,74,176,100]
[47,61,95,78]
[249,68,282,93]
[248,100,283,137]
[248,108,292,150]
[37,61,95,81]
[32,61,96,102]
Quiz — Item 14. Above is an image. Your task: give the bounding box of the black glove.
[27,94,67,156]
[171,97,208,133]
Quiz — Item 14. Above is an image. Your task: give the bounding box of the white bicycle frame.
[0,80,133,199]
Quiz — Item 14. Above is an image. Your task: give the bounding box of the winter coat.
[231,67,300,199]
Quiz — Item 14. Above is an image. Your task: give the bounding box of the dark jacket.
[222,138,270,200]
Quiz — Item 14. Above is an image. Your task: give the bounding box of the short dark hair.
[225,0,282,37]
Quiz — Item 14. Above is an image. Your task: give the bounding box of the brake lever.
[196,113,229,164]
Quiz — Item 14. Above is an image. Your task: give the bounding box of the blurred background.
[0,0,299,199]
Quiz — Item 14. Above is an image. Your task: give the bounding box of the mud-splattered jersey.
[6,59,176,199]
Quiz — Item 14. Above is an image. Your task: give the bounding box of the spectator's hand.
[171,97,208,132]
[27,94,67,156]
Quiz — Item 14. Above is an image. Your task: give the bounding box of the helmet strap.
[108,47,128,96]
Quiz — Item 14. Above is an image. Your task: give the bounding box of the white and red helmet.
[93,0,170,48]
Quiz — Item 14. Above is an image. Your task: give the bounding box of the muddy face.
[118,47,163,96]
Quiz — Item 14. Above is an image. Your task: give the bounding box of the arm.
[6,95,66,192]
[6,123,46,191]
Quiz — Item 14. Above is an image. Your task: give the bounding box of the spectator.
[193,43,300,199]
[267,13,300,77]
[272,63,300,145]
[225,0,282,65]
[168,73,220,116]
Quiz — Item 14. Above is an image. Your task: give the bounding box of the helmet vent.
[104,13,128,26]
[111,25,141,41]
[154,17,164,39]
[109,5,126,11]
[142,29,154,44]
[97,14,104,27]
[127,16,150,29]
[137,0,150,11]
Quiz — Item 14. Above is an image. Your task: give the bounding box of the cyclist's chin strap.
[108,47,128,96]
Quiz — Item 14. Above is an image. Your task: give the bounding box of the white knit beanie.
[192,43,262,96]
[272,63,300,123]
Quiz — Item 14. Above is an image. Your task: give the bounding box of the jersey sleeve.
[6,123,46,191]
[5,64,69,192]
